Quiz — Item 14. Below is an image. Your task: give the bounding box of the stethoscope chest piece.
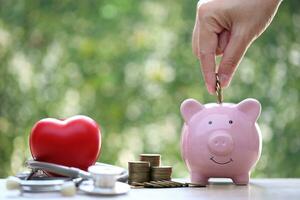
[79,180,130,195]
[79,165,130,195]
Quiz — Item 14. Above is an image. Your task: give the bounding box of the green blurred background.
[0,0,299,178]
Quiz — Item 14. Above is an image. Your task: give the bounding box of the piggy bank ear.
[180,99,204,123]
[236,98,261,122]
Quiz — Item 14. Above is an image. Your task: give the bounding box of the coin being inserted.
[215,73,223,104]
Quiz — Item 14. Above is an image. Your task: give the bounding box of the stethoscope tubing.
[25,160,128,182]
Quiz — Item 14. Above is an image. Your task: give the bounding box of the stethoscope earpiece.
[6,176,21,190]
[60,181,76,196]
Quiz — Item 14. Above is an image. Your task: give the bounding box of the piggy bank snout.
[208,132,234,156]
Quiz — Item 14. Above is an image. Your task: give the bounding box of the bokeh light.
[0,0,299,178]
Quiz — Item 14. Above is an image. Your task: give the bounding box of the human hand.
[192,0,282,94]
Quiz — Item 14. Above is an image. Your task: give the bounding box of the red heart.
[29,115,101,171]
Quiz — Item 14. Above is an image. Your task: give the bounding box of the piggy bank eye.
[229,120,233,124]
[208,121,212,125]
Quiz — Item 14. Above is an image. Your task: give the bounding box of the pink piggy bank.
[180,98,262,185]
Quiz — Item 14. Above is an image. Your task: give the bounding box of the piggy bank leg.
[190,172,208,186]
[232,173,249,185]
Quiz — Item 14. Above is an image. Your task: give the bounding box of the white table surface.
[1,178,300,200]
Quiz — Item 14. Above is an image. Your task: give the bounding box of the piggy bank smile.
[210,157,233,165]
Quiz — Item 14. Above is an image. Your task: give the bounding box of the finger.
[192,14,201,58]
[193,1,223,94]
[199,52,217,94]
[198,26,219,94]
[218,32,252,88]
[192,11,218,94]
[216,30,230,55]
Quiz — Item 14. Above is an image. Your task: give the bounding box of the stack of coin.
[128,161,150,184]
[139,154,161,167]
[151,166,172,181]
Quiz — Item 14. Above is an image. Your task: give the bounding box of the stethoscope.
[6,160,130,196]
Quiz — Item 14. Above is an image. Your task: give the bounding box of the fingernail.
[206,84,215,95]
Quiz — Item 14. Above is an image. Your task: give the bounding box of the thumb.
[218,31,252,88]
